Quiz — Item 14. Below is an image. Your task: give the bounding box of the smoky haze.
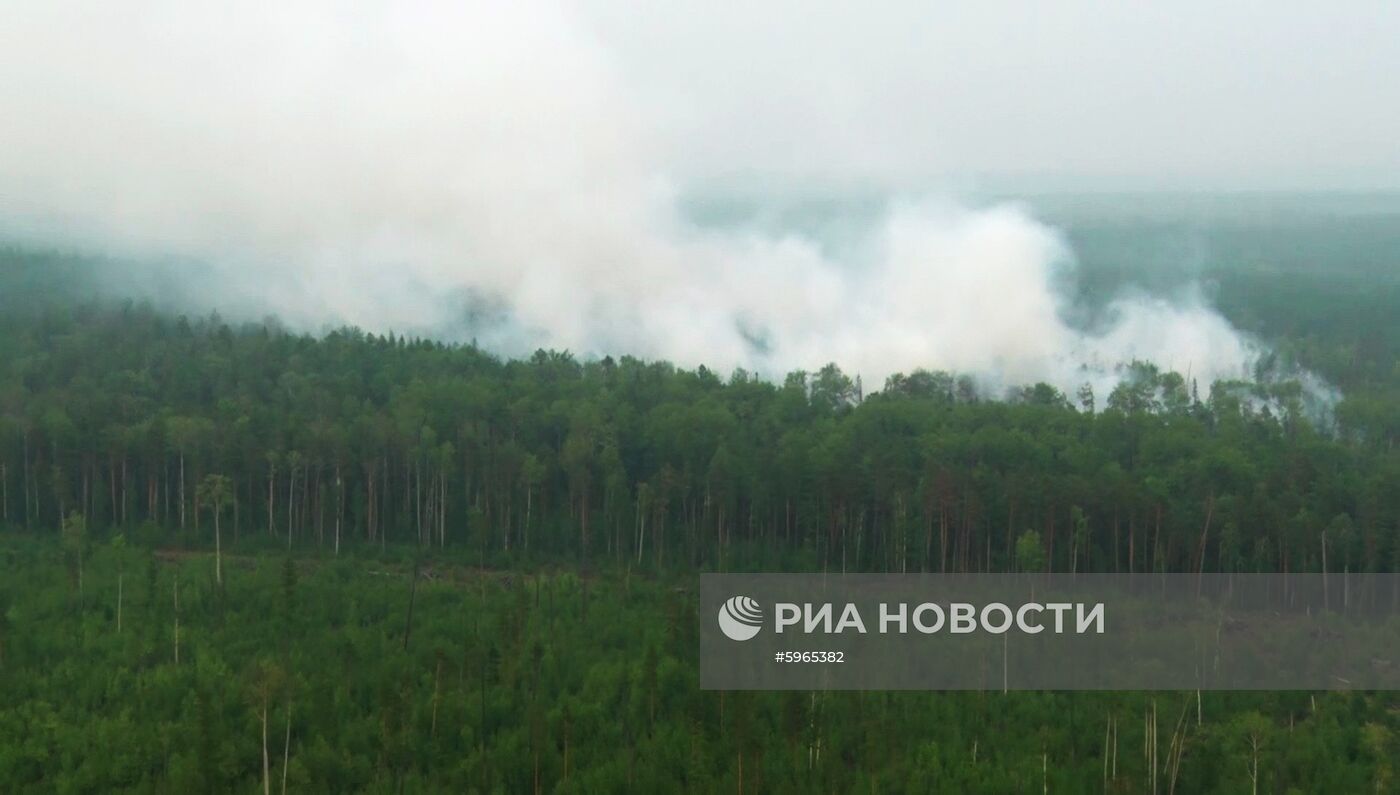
[1,2,1383,401]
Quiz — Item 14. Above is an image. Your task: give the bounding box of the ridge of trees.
[2,303,1395,576]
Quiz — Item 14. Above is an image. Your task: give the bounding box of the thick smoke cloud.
[0,2,1335,403]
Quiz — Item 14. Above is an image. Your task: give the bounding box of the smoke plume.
[0,2,1334,405]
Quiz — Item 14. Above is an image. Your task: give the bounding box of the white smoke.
[0,1,1331,404]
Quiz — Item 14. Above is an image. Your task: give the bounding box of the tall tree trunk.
[1195,495,1216,577]
[1129,516,1136,574]
[179,451,186,530]
[173,576,180,666]
[1153,505,1162,573]
[281,700,292,795]
[110,457,118,522]
[287,467,295,548]
[267,465,276,537]
[301,463,310,541]
[334,465,342,555]
[1316,531,1327,613]
[22,431,31,529]
[214,507,222,586]
[262,698,271,795]
[939,506,948,573]
[431,657,443,737]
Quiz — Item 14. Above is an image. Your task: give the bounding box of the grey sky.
[4,1,1398,206]
[579,0,1400,191]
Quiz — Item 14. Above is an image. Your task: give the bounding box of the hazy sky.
[0,1,1365,405]
[5,1,1398,197]
[584,1,1400,192]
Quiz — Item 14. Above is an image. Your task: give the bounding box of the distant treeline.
[1,302,1396,574]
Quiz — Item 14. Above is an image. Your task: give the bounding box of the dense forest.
[4,537,1398,792]
[1,248,1399,791]
[0,297,1396,577]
